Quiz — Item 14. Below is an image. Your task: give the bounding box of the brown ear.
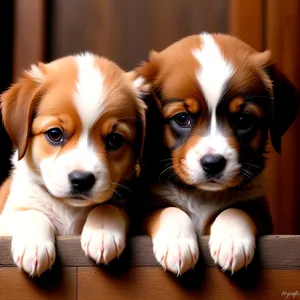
[136,51,160,83]
[267,66,300,153]
[0,66,45,160]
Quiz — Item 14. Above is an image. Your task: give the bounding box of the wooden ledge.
[0,235,299,269]
[0,235,299,299]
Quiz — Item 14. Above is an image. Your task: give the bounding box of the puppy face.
[1,53,148,206]
[138,33,298,191]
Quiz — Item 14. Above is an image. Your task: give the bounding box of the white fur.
[74,53,106,129]
[0,155,88,275]
[209,208,256,272]
[26,64,44,83]
[0,152,92,236]
[151,207,199,275]
[132,76,150,97]
[39,131,109,205]
[187,33,238,190]
[193,33,235,112]
[10,210,56,276]
[81,205,127,264]
[184,134,240,190]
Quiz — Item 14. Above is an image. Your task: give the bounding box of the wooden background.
[2,0,300,234]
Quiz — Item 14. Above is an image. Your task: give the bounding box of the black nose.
[200,154,226,176]
[68,171,95,192]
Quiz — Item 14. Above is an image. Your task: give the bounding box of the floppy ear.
[267,66,300,153]
[126,71,150,174]
[0,64,45,160]
[136,51,160,83]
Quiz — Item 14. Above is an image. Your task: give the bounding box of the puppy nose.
[200,154,226,176]
[68,171,96,192]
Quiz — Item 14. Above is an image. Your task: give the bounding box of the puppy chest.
[47,207,90,236]
[153,185,246,234]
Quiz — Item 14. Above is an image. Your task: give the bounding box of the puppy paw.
[209,230,255,273]
[81,227,125,264]
[11,237,56,277]
[152,234,199,276]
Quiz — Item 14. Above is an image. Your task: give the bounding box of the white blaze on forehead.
[192,33,235,113]
[74,53,106,129]
[185,33,239,180]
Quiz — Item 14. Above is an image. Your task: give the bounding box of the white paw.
[209,231,255,273]
[81,227,125,264]
[152,234,199,276]
[11,237,56,277]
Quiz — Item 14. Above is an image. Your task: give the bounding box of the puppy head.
[138,33,299,191]
[1,53,148,206]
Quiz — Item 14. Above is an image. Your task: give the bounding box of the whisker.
[115,182,132,193]
[109,187,121,199]
[243,162,263,170]
[160,158,173,163]
[241,169,256,181]
[159,165,174,180]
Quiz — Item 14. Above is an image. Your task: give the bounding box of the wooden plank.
[13,0,46,79]
[0,267,76,300]
[229,0,263,51]
[77,267,300,300]
[265,0,300,235]
[49,0,228,70]
[0,236,299,269]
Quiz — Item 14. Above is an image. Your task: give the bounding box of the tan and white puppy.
[137,33,299,275]
[0,53,148,277]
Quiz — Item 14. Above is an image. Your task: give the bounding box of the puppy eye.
[105,133,125,151]
[235,112,257,132]
[45,128,64,145]
[172,113,191,127]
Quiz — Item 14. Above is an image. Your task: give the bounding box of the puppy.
[137,33,299,275]
[0,53,148,276]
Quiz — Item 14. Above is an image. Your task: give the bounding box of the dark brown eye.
[105,133,125,151]
[45,128,64,145]
[172,113,191,127]
[236,112,257,131]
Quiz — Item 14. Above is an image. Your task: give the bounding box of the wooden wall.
[48,0,228,70]
[230,0,300,234]
[13,0,46,79]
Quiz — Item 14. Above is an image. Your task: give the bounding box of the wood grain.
[229,0,263,51]
[0,236,299,269]
[0,267,76,300]
[13,0,46,79]
[265,0,300,235]
[77,267,300,300]
[49,0,228,70]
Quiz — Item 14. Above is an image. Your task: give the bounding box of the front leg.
[81,205,128,264]
[9,210,56,277]
[146,207,199,276]
[209,208,256,273]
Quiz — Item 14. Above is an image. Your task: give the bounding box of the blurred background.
[0,0,300,234]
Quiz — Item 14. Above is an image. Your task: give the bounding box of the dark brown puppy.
[137,33,299,275]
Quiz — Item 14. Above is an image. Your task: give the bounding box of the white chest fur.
[152,174,266,234]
